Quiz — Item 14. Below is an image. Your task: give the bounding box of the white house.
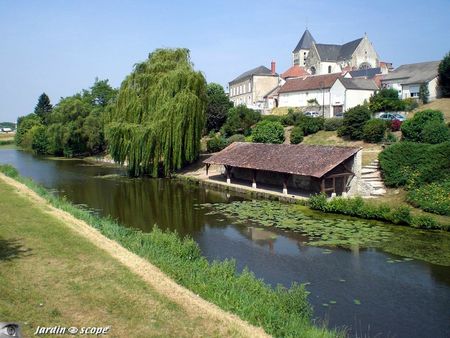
[381,61,440,101]
[278,73,378,117]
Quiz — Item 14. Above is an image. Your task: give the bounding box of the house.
[278,73,378,117]
[229,62,280,110]
[204,142,362,197]
[381,61,440,100]
[281,65,309,80]
[292,30,380,75]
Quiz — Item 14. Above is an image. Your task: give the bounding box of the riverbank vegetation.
[0,164,339,338]
[0,174,244,337]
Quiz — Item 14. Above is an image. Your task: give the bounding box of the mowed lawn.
[0,180,242,338]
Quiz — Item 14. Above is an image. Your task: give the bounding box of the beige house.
[292,30,380,75]
[229,63,280,110]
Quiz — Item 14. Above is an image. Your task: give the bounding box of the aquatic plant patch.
[200,200,392,248]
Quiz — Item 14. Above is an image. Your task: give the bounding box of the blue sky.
[1,0,449,122]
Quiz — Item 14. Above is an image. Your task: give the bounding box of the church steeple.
[292,29,316,66]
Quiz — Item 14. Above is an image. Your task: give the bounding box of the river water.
[1,149,449,338]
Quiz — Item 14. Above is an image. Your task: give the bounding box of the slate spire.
[293,29,316,52]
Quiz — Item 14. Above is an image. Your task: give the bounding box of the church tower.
[292,29,316,67]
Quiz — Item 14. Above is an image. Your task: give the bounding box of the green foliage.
[307,98,319,106]
[281,111,303,126]
[407,180,450,216]
[251,120,285,144]
[419,83,429,104]
[205,83,233,132]
[296,116,324,136]
[402,98,419,112]
[362,119,387,143]
[438,52,450,97]
[0,166,338,338]
[89,78,118,107]
[290,126,304,144]
[106,49,207,177]
[401,109,446,143]
[384,131,398,143]
[369,88,405,112]
[226,134,245,143]
[379,141,450,187]
[421,121,450,144]
[31,125,49,155]
[261,115,283,123]
[206,135,229,153]
[34,93,53,124]
[0,122,16,130]
[221,105,260,137]
[323,118,343,131]
[338,105,371,140]
[15,113,42,147]
[308,194,444,230]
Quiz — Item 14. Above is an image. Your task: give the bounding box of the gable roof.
[314,38,363,62]
[382,61,439,85]
[229,66,277,85]
[338,78,379,90]
[281,65,309,79]
[293,29,316,52]
[263,85,281,99]
[204,142,360,178]
[278,73,342,93]
[349,67,382,79]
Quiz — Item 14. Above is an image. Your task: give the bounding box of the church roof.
[229,66,277,85]
[315,38,363,62]
[293,29,316,52]
[382,61,439,85]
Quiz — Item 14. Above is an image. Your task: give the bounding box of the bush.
[386,206,412,225]
[221,105,260,137]
[290,126,304,144]
[363,119,387,143]
[401,109,445,142]
[227,134,245,143]
[206,135,229,153]
[384,131,398,143]
[296,116,324,135]
[421,121,450,144]
[281,111,303,126]
[338,105,371,140]
[407,180,450,216]
[252,120,285,144]
[379,141,450,187]
[369,88,405,112]
[402,98,419,112]
[324,118,343,131]
[391,119,402,132]
[261,115,283,123]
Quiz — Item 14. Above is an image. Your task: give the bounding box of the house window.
[411,92,419,98]
[248,83,251,92]
[328,65,332,73]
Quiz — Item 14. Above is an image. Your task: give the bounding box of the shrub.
[290,126,304,144]
[379,141,450,187]
[369,88,405,112]
[410,215,441,230]
[401,109,445,142]
[324,118,343,131]
[227,134,245,143]
[391,119,402,132]
[281,111,303,126]
[206,135,228,153]
[402,98,419,112]
[421,121,450,144]
[261,115,283,123]
[221,105,260,137]
[363,119,387,143]
[386,206,412,225]
[251,120,285,144]
[407,180,450,216]
[384,131,398,143]
[296,116,324,135]
[338,105,371,140]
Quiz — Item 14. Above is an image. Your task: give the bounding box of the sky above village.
[1,0,449,122]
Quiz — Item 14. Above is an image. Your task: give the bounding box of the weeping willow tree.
[106,48,207,177]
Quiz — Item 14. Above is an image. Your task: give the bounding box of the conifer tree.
[34,93,53,124]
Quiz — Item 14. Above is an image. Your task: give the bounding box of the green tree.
[419,83,429,104]
[251,120,285,144]
[221,105,260,137]
[15,113,42,147]
[106,48,207,177]
[90,78,118,107]
[34,93,53,124]
[31,125,49,155]
[401,109,445,142]
[369,88,405,112]
[205,83,233,132]
[362,119,387,143]
[438,52,450,97]
[337,105,371,140]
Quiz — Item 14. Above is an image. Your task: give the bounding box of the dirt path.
[0,173,269,338]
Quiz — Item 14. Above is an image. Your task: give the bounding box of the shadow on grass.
[0,237,32,261]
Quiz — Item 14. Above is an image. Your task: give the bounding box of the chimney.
[271,60,276,75]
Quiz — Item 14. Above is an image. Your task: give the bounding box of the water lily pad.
[354,299,361,305]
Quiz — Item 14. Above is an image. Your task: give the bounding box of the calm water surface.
[1,149,449,338]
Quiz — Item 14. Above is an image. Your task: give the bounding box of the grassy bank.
[0,165,339,338]
[0,176,245,337]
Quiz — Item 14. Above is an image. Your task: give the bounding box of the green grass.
[0,165,340,338]
[0,175,240,337]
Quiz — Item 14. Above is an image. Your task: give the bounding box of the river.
[1,149,449,338]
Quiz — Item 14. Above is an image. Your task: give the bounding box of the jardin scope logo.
[0,322,21,338]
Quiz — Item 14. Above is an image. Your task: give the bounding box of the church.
[292,29,380,75]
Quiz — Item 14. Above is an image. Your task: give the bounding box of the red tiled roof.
[204,142,360,178]
[278,73,342,93]
[281,65,309,79]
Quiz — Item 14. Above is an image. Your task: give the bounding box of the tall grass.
[0,164,339,338]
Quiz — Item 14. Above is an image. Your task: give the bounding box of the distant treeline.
[0,122,16,130]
